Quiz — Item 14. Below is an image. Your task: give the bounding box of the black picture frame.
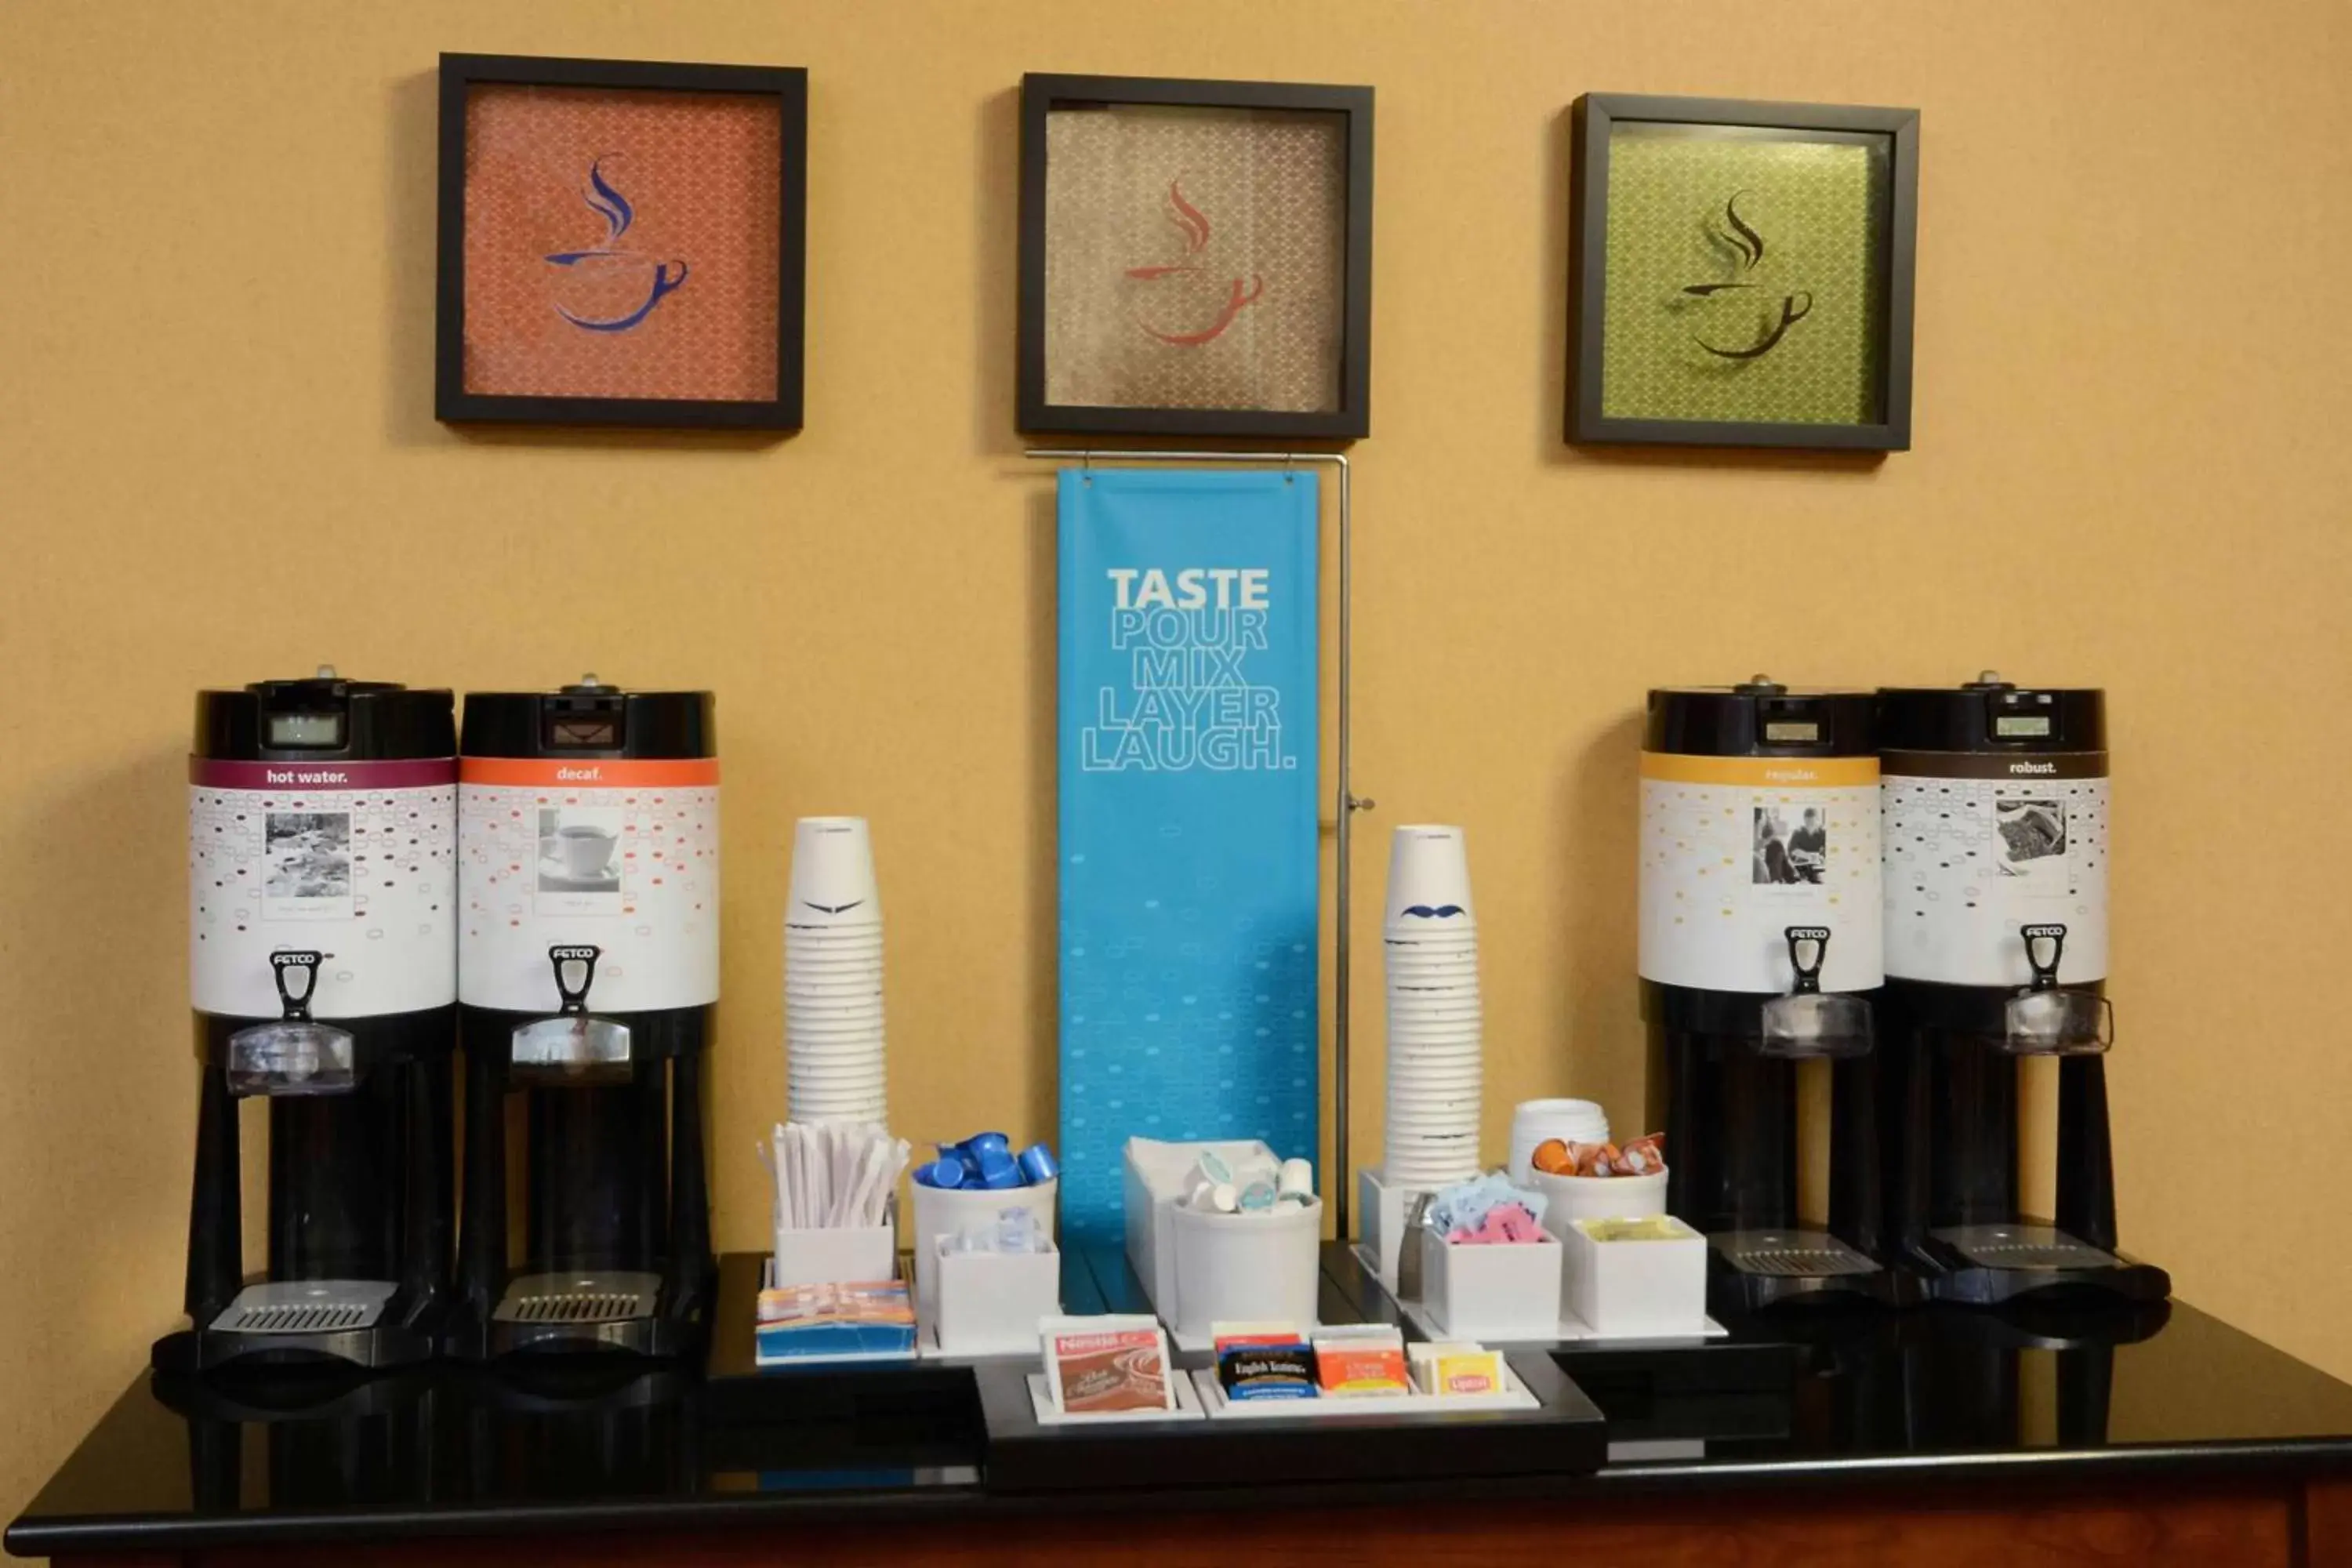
[435,52,808,431]
[1017,73,1374,441]
[1567,93,1918,452]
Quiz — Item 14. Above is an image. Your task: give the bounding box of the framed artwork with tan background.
[1018,74,1374,441]
[1568,93,1918,452]
[436,53,807,430]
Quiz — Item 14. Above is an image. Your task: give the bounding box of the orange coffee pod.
[1532,1138,1573,1175]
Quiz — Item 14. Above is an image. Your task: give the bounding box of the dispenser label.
[1636,753,1882,994]
[188,759,458,1019]
[457,758,720,1013]
[1882,759,2108,986]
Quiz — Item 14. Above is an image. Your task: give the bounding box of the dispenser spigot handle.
[2021,924,2067,993]
[548,945,601,1015]
[1784,927,1831,995]
[270,950,323,1020]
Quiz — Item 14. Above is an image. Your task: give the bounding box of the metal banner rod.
[1025,448,1368,1240]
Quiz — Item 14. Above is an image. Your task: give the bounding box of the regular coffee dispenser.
[1639,680,1911,1310]
[447,677,720,1359]
[1876,676,2168,1305]
[158,670,457,1373]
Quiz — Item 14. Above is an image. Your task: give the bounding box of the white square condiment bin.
[909,1177,1058,1317]
[1421,1230,1564,1340]
[772,1221,896,1289]
[934,1242,1061,1356]
[1561,1215,1708,1337]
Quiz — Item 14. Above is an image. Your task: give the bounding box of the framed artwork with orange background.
[436,53,806,430]
[1018,74,1374,441]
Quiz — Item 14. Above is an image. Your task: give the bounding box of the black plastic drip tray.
[975,1352,1606,1494]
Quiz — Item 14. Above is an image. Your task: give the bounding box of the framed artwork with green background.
[1568,94,1918,451]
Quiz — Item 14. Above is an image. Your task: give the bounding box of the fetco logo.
[2008,761,2057,775]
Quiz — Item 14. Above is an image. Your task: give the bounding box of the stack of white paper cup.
[784,817,887,1124]
[1382,825,1483,1188]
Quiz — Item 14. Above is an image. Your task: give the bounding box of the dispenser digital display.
[1995,715,2053,739]
[1763,720,1819,743]
[548,714,620,749]
[266,713,343,747]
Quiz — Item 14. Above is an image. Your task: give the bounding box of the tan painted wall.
[4,0,2348,1520]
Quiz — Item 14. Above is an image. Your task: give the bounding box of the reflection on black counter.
[14,1250,2352,1556]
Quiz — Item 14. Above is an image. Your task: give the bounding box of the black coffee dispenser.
[158,672,458,1373]
[1876,677,2167,1305]
[446,681,719,1359]
[1639,681,1911,1311]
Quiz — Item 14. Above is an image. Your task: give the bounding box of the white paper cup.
[1384,932,1480,953]
[1383,824,1476,930]
[1390,1040,1484,1060]
[785,816,882,927]
[784,942,885,962]
[1387,1110,1483,1135]
[1385,954,1482,973]
[791,1074,889,1096]
[786,924,887,945]
[788,1036,887,1054]
[1388,998,1483,1018]
[789,1022,887,1040]
[1388,1058,1484,1079]
[787,985,886,1004]
[788,959,886,976]
[793,1099,887,1123]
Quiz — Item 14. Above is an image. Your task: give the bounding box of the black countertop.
[13,1247,2352,1556]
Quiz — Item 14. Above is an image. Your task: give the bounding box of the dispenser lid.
[1878,673,2105,754]
[1644,678,1877,758]
[194,669,455,762]
[461,676,715,760]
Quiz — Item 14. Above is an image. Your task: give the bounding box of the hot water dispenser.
[158,670,457,1372]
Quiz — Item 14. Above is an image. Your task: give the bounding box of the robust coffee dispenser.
[1877,676,2168,1305]
[448,677,720,1359]
[158,671,457,1373]
[1640,681,1910,1310]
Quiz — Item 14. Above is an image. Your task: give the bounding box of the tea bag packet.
[1409,1341,1504,1397]
[1213,1321,1316,1402]
[1313,1324,1409,1397]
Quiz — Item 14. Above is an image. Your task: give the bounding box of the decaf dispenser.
[1876,675,2167,1305]
[448,677,719,1358]
[158,670,458,1372]
[1639,679,1911,1310]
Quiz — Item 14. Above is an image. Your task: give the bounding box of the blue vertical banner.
[1057,468,1322,1245]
